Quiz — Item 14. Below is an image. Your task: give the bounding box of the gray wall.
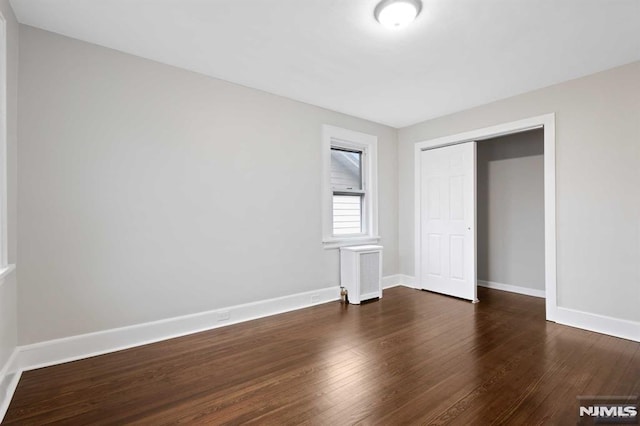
[477,129,544,291]
[0,0,18,370]
[399,61,640,322]
[13,24,640,346]
[17,26,398,344]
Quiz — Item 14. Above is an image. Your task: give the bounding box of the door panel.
[427,234,441,276]
[420,142,477,301]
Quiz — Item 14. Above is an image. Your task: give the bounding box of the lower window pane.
[333,195,362,235]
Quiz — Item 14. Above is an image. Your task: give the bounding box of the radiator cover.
[340,245,383,304]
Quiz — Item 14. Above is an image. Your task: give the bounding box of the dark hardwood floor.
[4,286,639,425]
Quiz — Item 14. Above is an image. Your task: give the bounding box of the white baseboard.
[0,349,21,422]
[13,276,411,372]
[397,274,418,288]
[554,307,639,342]
[14,286,340,373]
[477,280,546,298]
[3,276,634,421]
[396,275,638,342]
[382,274,401,289]
[6,276,439,421]
[382,274,418,289]
[1,285,341,422]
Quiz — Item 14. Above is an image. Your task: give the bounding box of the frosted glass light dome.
[374,0,422,29]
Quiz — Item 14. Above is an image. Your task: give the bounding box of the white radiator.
[340,245,383,304]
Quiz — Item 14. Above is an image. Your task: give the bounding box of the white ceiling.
[10,0,640,128]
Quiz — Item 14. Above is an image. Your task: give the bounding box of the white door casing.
[419,142,477,302]
[413,113,556,322]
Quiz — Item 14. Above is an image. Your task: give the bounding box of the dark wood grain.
[4,287,639,425]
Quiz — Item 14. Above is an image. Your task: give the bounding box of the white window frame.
[322,124,379,249]
[0,11,14,283]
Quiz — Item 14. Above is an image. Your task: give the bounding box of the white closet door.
[420,142,477,302]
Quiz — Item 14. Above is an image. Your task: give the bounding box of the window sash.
[331,145,367,236]
[332,193,364,235]
[330,147,363,192]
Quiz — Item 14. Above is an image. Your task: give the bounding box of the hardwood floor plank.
[4,287,638,425]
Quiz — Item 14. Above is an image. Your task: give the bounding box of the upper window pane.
[331,148,362,191]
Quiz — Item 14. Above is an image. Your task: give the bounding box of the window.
[322,125,379,248]
[331,148,363,235]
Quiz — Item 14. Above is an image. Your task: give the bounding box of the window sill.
[0,264,16,286]
[323,236,381,250]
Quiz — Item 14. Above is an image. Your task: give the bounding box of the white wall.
[477,129,544,291]
[17,26,398,345]
[399,62,640,322]
[0,0,18,373]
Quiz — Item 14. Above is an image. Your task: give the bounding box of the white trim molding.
[0,5,8,269]
[477,280,546,299]
[398,274,638,342]
[16,275,421,370]
[381,274,402,289]
[0,275,407,419]
[0,349,20,422]
[397,274,418,289]
[381,274,418,289]
[322,124,379,249]
[0,11,17,422]
[0,264,15,286]
[554,307,640,343]
[0,286,341,421]
[13,286,341,373]
[414,113,557,321]
[2,276,636,420]
[323,235,381,250]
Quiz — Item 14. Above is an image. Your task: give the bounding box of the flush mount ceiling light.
[374,0,422,29]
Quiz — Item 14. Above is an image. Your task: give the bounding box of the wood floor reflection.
[4,286,639,424]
